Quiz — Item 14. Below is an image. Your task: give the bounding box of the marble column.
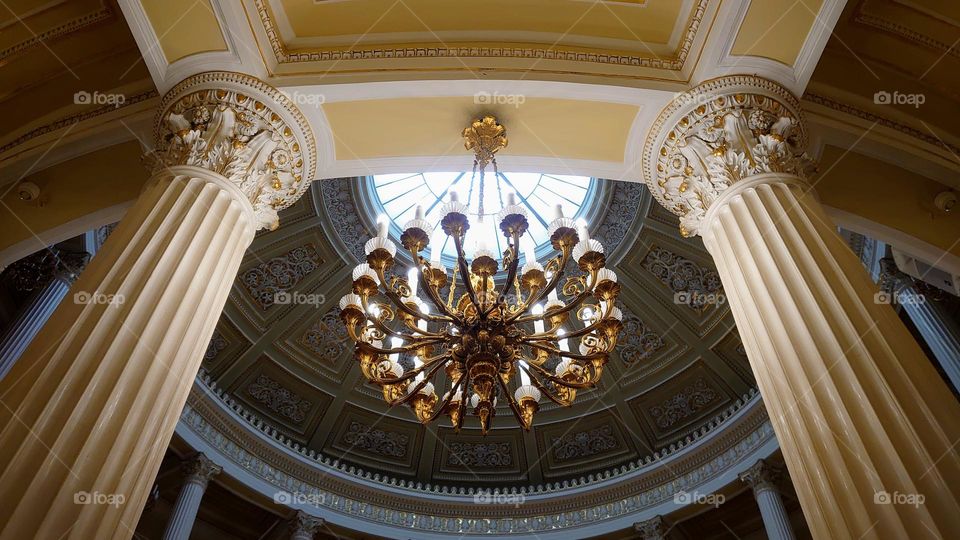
[161,453,221,540]
[0,250,89,379]
[289,510,325,540]
[740,459,795,540]
[0,71,315,540]
[633,515,669,540]
[878,258,960,393]
[643,75,960,539]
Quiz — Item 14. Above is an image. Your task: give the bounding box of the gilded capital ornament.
[150,72,317,231]
[739,458,784,494]
[182,452,222,488]
[643,75,817,237]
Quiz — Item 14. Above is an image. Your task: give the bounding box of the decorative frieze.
[643,76,815,237]
[240,244,321,309]
[301,308,349,359]
[448,441,513,468]
[650,378,719,429]
[151,72,317,231]
[641,246,722,312]
[551,425,620,462]
[341,421,409,458]
[246,374,312,423]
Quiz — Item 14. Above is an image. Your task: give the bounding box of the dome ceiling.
[199,175,756,488]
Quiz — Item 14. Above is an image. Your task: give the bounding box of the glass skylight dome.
[371,172,597,262]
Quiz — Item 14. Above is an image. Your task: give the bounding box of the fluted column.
[289,510,325,540]
[643,75,960,539]
[0,72,315,540]
[162,453,221,540]
[633,515,669,540]
[740,459,795,540]
[878,259,960,393]
[0,250,88,379]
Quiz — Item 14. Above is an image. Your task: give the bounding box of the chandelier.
[339,116,623,433]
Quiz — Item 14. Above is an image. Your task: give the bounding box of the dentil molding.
[150,71,318,230]
[643,75,817,237]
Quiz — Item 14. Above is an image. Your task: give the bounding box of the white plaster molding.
[117,0,263,94]
[823,205,960,276]
[694,0,846,96]
[175,374,777,538]
[0,202,131,269]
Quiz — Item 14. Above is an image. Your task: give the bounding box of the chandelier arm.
[417,262,463,323]
[522,364,574,407]
[373,267,453,323]
[397,315,445,338]
[525,340,608,362]
[451,233,482,315]
[504,248,573,324]
[455,362,470,431]
[372,351,451,385]
[359,296,431,341]
[525,360,596,389]
[513,267,599,324]
[482,231,521,319]
[381,357,450,406]
[426,374,463,423]
[497,373,528,428]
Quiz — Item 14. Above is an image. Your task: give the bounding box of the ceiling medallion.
[340,116,623,434]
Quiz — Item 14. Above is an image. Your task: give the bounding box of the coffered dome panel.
[202,175,755,489]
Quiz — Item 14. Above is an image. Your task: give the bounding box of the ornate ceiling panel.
[204,175,756,488]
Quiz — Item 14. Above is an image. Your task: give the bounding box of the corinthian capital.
[182,452,222,489]
[739,458,784,494]
[643,76,816,237]
[150,72,317,231]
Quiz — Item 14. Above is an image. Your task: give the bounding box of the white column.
[0,72,315,540]
[644,76,960,540]
[877,259,960,394]
[162,453,221,540]
[740,459,795,540]
[898,287,960,392]
[289,510,325,540]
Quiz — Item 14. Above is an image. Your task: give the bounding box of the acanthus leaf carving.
[152,73,316,232]
[645,76,817,237]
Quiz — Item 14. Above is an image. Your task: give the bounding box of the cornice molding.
[249,0,709,74]
[178,371,772,536]
[802,92,960,158]
[0,2,114,62]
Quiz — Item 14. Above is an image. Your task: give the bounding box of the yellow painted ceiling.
[141,0,227,62]
[0,0,154,148]
[731,0,826,65]
[322,97,639,162]
[276,0,684,52]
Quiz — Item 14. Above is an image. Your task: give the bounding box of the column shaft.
[0,167,255,539]
[161,480,206,540]
[0,277,70,379]
[898,288,960,393]
[755,488,795,540]
[702,174,960,539]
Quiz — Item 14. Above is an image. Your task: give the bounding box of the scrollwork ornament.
[644,76,817,237]
[150,72,316,231]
